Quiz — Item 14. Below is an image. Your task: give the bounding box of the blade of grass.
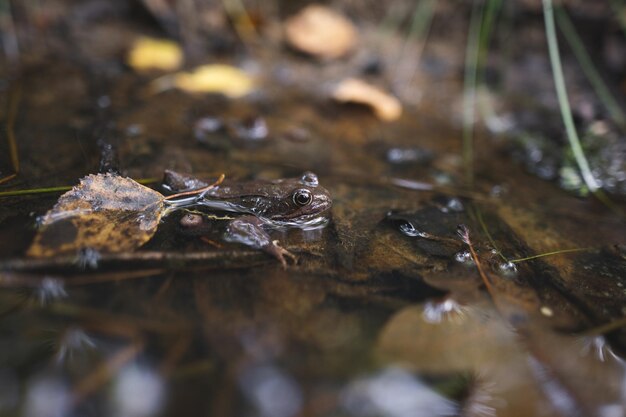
[608,0,626,38]
[0,83,21,185]
[556,7,626,128]
[462,0,484,187]
[509,247,592,263]
[471,205,509,262]
[543,0,623,214]
[407,0,436,42]
[542,0,600,193]
[221,0,257,43]
[0,178,159,198]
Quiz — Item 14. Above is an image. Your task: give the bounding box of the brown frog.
[163,170,332,266]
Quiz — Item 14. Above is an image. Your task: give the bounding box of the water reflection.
[341,367,457,417]
[422,298,467,324]
[24,375,69,417]
[35,277,67,305]
[239,364,303,417]
[55,328,96,365]
[112,364,165,417]
[0,369,18,413]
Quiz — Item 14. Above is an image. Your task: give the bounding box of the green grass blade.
[556,7,626,128]
[609,0,626,37]
[463,1,485,187]
[542,0,600,192]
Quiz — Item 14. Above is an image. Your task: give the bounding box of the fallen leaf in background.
[151,64,255,97]
[284,4,357,60]
[333,78,402,121]
[127,37,183,72]
[27,174,165,258]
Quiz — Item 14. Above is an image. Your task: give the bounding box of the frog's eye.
[293,189,313,206]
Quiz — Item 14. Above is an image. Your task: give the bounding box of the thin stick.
[582,316,626,337]
[457,224,495,296]
[163,173,224,200]
[0,249,264,274]
[72,340,144,406]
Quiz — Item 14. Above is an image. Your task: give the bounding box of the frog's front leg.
[179,213,296,267]
[224,216,297,268]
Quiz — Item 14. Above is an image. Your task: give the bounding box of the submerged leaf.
[27,174,165,258]
[127,37,183,72]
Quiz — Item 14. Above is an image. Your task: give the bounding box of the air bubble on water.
[399,223,427,238]
[498,261,518,277]
[454,250,474,265]
[440,198,463,213]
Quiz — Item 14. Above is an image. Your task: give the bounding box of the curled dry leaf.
[332,78,403,121]
[151,64,255,98]
[127,37,183,72]
[284,4,357,60]
[27,174,165,258]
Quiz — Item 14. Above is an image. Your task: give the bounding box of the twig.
[581,316,626,337]
[457,224,495,295]
[72,340,144,406]
[163,173,224,201]
[0,249,266,276]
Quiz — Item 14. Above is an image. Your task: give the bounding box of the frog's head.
[273,172,332,229]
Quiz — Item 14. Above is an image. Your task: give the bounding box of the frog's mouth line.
[266,212,331,231]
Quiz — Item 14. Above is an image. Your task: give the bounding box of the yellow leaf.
[127,37,183,72]
[167,64,255,97]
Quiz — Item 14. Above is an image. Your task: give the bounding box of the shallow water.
[1,47,626,417]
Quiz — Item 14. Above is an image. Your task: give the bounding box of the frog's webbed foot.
[269,240,298,269]
[225,216,296,268]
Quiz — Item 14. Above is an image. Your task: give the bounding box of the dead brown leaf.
[27,174,165,258]
[284,4,357,60]
[333,78,402,121]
